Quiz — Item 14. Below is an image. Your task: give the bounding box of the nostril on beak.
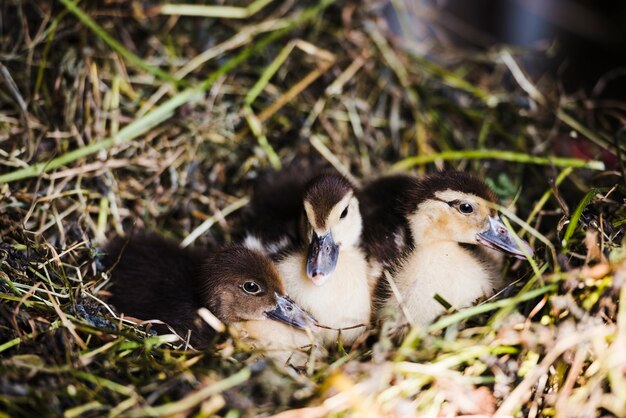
[286,305,293,312]
[498,227,507,235]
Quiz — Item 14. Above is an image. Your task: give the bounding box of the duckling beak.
[305,231,339,286]
[265,293,317,329]
[476,216,534,260]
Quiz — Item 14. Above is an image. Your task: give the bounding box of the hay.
[1,0,624,416]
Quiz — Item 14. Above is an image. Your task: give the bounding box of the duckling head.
[405,171,533,259]
[199,247,316,329]
[301,173,362,286]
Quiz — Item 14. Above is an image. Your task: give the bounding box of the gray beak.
[476,216,534,260]
[305,231,339,286]
[265,293,317,329]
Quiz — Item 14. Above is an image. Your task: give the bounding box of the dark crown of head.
[303,173,354,228]
[404,171,496,212]
[201,246,279,290]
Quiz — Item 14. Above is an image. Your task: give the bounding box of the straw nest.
[1,0,624,416]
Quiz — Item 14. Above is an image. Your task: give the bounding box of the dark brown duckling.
[103,233,315,349]
[240,158,323,255]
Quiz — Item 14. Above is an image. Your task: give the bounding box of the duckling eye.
[340,207,349,219]
[458,203,474,214]
[242,281,261,295]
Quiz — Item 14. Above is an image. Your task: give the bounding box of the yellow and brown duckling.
[377,171,533,325]
[103,233,315,349]
[245,171,373,347]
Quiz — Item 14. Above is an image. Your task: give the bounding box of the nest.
[1,0,625,416]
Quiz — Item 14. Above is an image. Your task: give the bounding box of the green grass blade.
[129,368,251,417]
[391,150,605,171]
[562,188,602,250]
[557,109,621,154]
[245,42,294,105]
[522,167,574,238]
[59,0,179,84]
[0,0,334,184]
[0,38,273,184]
[73,371,134,396]
[243,105,282,169]
[398,283,558,358]
[0,86,194,183]
[411,54,493,103]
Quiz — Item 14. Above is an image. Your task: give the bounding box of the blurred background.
[382,0,626,99]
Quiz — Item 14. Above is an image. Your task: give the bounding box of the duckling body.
[358,175,418,314]
[279,173,373,346]
[277,244,370,345]
[381,171,532,325]
[104,234,212,345]
[358,175,415,267]
[241,158,321,255]
[244,169,373,347]
[230,320,325,367]
[390,240,502,324]
[104,233,314,349]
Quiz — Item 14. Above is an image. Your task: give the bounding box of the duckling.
[357,175,417,315]
[381,171,533,326]
[279,173,372,346]
[241,158,320,255]
[358,174,416,266]
[229,319,326,367]
[245,171,372,347]
[103,233,315,349]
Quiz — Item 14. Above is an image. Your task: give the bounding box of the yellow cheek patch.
[434,215,449,230]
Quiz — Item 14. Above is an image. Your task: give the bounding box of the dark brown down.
[402,171,497,213]
[103,234,287,348]
[303,173,354,230]
[103,233,215,347]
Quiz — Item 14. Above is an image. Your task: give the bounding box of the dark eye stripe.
[434,197,473,214]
